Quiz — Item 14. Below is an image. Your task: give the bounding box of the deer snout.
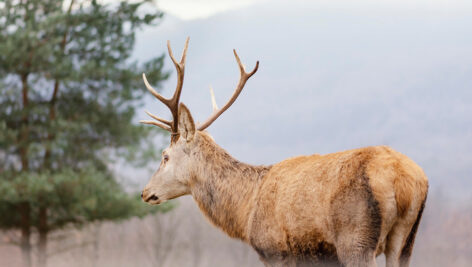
[141,188,161,204]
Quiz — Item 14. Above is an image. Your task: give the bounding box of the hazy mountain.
[133,1,472,199]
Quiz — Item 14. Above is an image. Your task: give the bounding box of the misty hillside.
[133,1,472,198]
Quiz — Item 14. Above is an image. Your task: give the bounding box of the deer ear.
[178,103,195,141]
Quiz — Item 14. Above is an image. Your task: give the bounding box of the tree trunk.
[38,207,48,267]
[37,3,74,267]
[91,223,101,267]
[38,230,48,267]
[19,72,32,267]
[19,73,29,170]
[19,202,31,267]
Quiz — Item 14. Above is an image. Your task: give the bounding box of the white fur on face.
[143,140,193,203]
[143,103,197,204]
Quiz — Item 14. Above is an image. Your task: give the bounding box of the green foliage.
[0,169,174,230]
[0,0,170,233]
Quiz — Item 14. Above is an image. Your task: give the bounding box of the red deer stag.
[140,38,428,267]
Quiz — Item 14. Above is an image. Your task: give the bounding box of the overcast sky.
[157,0,266,20]
[156,0,471,20]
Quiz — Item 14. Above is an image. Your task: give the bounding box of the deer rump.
[247,146,428,266]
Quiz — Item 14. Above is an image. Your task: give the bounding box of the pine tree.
[0,1,171,267]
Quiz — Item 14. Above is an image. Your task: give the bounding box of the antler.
[141,39,259,135]
[140,37,190,134]
[197,50,259,131]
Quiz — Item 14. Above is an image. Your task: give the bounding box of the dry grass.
[1,193,471,267]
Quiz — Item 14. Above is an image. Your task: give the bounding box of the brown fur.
[193,134,427,266]
[140,42,428,266]
[142,107,428,267]
[180,133,428,267]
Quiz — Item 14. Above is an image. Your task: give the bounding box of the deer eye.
[163,154,169,163]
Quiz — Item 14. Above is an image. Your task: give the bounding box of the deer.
[140,38,429,267]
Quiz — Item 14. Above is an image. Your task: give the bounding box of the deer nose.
[142,189,159,202]
[141,189,150,201]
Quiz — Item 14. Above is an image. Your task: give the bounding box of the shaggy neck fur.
[189,133,271,241]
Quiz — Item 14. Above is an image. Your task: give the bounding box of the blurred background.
[1,0,471,266]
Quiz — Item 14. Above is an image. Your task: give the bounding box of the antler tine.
[197,50,259,131]
[209,85,218,112]
[142,37,190,133]
[142,40,259,134]
[143,73,170,105]
[145,111,172,126]
[166,37,190,131]
[167,37,189,105]
[233,49,259,77]
[139,120,172,131]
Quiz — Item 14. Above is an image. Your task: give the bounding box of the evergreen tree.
[0,1,171,266]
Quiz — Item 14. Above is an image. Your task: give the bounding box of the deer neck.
[189,134,271,242]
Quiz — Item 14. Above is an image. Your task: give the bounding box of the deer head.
[141,38,259,204]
